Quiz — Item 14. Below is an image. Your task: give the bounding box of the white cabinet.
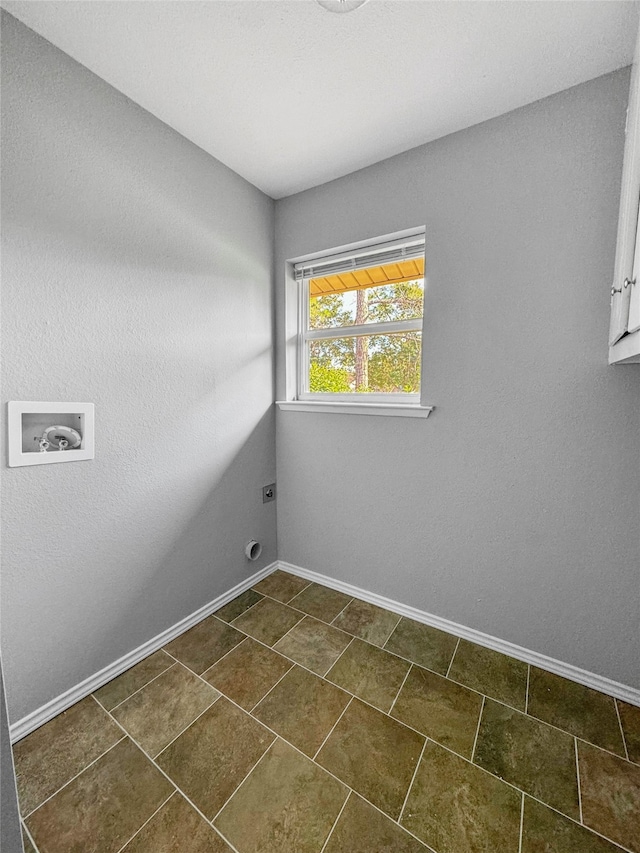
[609,22,640,365]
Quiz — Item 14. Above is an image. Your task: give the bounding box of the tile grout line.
[275,594,638,764]
[470,696,485,763]
[121,601,640,838]
[614,698,630,762]
[401,652,514,706]
[200,630,378,726]
[574,738,584,825]
[210,825,244,853]
[156,630,527,755]
[159,655,281,739]
[164,645,241,682]
[166,649,249,698]
[278,613,354,658]
[246,589,312,623]
[416,732,529,795]
[205,688,433,853]
[119,606,640,853]
[518,792,525,853]
[199,635,250,679]
[211,613,249,632]
[209,737,278,825]
[99,698,244,853]
[210,645,435,773]
[370,627,533,712]
[169,611,639,782]
[398,736,428,825]
[381,613,404,648]
[28,661,631,853]
[175,634,424,778]
[229,610,519,726]
[163,682,362,833]
[275,568,618,714]
[106,662,179,713]
[250,716,433,851]
[284,579,314,602]
[481,690,636,767]
[318,789,351,853]
[313,696,354,761]
[153,693,221,760]
[249,662,296,714]
[284,589,308,609]
[388,663,413,717]
[97,701,238,849]
[113,791,176,853]
[194,686,430,847]
[163,646,233,681]
[260,587,427,664]
[320,638,357,678]
[233,586,562,724]
[93,653,174,712]
[321,635,356,678]
[266,611,307,648]
[165,642,297,728]
[444,637,460,678]
[20,581,637,853]
[21,819,41,853]
[524,664,530,715]
[242,582,638,737]
[388,719,638,853]
[280,578,314,607]
[23,727,127,820]
[302,597,549,735]
[334,783,433,850]
[561,816,637,853]
[146,651,348,824]
[255,582,469,695]
[570,735,639,788]
[328,597,356,627]
[92,692,112,713]
[389,648,495,701]
[226,593,267,624]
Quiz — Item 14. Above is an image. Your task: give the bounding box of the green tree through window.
[308,280,423,393]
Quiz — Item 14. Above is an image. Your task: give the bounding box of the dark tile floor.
[12,570,640,853]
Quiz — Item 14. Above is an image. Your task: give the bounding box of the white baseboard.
[278,561,640,707]
[11,557,638,742]
[9,562,277,743]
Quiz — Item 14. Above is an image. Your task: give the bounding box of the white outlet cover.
[8,401,95,467]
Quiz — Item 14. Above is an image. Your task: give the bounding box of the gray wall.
[1,12,276,723]
[275,69,640,689]
[1,658,23,853]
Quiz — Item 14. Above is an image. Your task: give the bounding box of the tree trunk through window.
[355,288,369,391]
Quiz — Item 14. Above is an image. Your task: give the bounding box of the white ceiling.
[3,0,639,198]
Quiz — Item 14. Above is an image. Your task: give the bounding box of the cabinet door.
[627,203,640,332]
[609,23,640,345]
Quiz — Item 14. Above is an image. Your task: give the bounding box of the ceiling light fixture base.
[316,0,369,13]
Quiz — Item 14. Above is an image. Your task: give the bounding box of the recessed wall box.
[8,402,95,467]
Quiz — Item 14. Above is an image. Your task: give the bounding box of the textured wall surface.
[1,13,276,723]
[275,69,640,688]
[1,10,638,738]
[1,659,23,853]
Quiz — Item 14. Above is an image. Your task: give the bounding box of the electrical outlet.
[262,483,276,503]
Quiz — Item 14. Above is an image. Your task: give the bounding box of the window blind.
[294,236,425,281]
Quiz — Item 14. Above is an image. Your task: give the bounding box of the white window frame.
[278,229,434,417]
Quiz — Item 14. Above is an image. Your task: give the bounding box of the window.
[292,233,427,409]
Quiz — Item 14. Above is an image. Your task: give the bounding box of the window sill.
[275,400,434,418]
